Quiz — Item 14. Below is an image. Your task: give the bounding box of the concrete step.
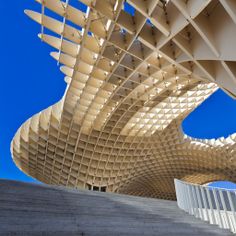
[0,179,233,236]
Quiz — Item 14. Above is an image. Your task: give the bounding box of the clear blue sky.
[1,1,236,189]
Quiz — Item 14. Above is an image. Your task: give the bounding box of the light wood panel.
[11,0,236,200]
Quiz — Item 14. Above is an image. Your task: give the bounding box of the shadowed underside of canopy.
[11,0,236,200]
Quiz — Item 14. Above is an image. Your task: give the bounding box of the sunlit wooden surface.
[11,0,236,200]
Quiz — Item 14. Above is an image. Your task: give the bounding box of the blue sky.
[1,1,236,189]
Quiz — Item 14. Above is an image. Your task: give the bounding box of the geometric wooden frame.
[11,0,236,200]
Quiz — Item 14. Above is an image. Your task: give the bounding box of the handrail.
[174,179,236,234]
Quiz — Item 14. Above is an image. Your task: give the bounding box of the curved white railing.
[174,179,236,233]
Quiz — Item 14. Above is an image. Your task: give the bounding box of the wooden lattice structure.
[11,0,236,200]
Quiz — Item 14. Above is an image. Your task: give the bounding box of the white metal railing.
[174,179,236,233]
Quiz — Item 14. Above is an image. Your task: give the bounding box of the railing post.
[184,183,191,213]
[227,190,236,233]
[175,179,183,209]
[191,185,200,218]
[195,185,204,220]
[187,184,194,215]
[212,188,224,228]
[219,189,231,230]
[206,187,217,225]
[181,182,186,210]
[200,186,210,222]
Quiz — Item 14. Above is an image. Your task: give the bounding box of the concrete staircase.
[0,179,233,236]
